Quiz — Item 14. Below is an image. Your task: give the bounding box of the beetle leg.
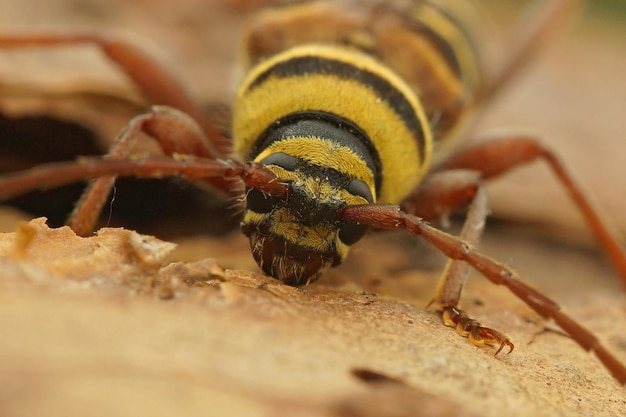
[403,172,512,353]
[400,169,481,223]
[402,170,485,306]
[442,306,514,355]
[338,204,626,385]
[0,157,286,204]
[437,186,514,355]
[437,135,626,289]
[432,183,486,310]
[0,32,230,156]
[65,106,236,235]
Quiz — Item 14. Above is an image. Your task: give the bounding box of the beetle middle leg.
[437,135,626,289]
[68,106,234,235]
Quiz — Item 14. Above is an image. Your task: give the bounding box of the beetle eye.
[259,152,298,171]
[347,179,373,203]
[338,222,368,246]
[246,188,276,213]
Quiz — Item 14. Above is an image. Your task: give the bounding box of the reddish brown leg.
[402,171,484,303]
[436,136,626,289]
[66,106,229,235]
[402,170,513,354]
[0,32,230,156]
[401,170,481,223]
[0,157,287,203]
[0,32,236,235]
[338,204,626,385]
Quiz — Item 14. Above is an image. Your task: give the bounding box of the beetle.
[0,0,625,384]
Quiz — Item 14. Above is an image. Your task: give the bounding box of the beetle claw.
[442,306,514,354]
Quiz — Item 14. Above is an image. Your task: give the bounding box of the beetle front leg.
[338,204,626,385]
[403,171,514,354]
[0,157,286,204]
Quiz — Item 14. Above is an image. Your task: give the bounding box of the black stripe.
[415,3,481,78]
[405,18,462,78]
[250,111,382,192]
[247,55,427,163]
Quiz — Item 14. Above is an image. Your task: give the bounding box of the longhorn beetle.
[0,0,625,384]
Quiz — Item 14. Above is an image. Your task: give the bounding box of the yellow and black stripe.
[410,0,483,98]
[234,44,432,204]
[231,1,484,284]
[385,0,485,157]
